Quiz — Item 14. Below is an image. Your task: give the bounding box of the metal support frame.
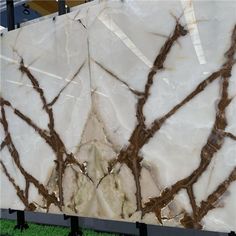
[229,232,236,236]
[58,0,66,15]
[1,209,231,236]
[136,222,148,236]
[64,214,82,236]
[6,0,15,30]
[8,209,29,231]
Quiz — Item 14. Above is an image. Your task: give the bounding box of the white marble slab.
[1,0,236,233]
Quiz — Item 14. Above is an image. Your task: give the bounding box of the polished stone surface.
[1,0,236,233]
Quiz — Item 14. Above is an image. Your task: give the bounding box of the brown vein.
[104,19,189,213]
[1,59,91,208]
[145,70,223,142]
[186,186,198,219]
[136,20,188,127]
[1,97,65,206]
[0,104,60,210]
[4,98,91,174]
[19,58,54,130]
[5,58,91,207]
[143,24,236,226]
[0,160,36,211]
[0,137,7,151]
[224,131,236,141]
[181,166,236,228]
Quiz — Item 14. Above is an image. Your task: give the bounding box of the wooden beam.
[28,0,86,16]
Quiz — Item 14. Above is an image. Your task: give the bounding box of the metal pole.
[58,0,66,16]
[6,0,15,31]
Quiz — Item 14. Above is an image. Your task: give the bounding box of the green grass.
[0,219,118,236]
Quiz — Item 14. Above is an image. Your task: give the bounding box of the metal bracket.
[58,0,66,15]
[64,214,82,236]
[8,209,29,231]
[6,0,15,30]
[136,222,148,236]
[229,231,236,236]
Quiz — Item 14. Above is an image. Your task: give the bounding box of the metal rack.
[0,208,233,236]
[3,0,67,31]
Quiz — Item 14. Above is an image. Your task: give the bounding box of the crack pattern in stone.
[1,0,236,233]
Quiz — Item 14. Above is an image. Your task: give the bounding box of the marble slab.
[1,0,236,233]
